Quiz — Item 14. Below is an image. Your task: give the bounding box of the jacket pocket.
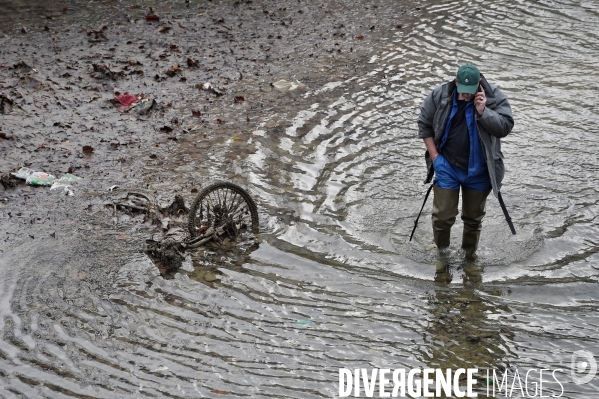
[433,154,443,170]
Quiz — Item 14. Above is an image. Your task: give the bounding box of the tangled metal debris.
[110,182,259,271]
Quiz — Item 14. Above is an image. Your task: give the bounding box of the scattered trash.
[114,93,140,110]
[26,172,56,186]
[294,319,314,326]
[11,167,35,180]
[272,79,306,92]
[112,190,156,215]
[145,237,185,271]
[11,167,56,186]
[167,194,188,216]
[50,173,83,196]
[110,94,160,114]
[137,182,260,273]
[134,98,158,115]
[8,168,82,191]
[197,82,224,96]
[180,254,194,272]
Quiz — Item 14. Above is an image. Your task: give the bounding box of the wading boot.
[432,185,460,249]
[460,187,491,260]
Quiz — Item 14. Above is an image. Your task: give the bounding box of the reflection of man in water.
[418,64,514,259]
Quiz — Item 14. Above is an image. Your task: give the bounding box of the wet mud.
[0,0,412,273]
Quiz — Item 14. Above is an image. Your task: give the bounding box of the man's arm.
[423,137,438,161]
[477,86,514,138]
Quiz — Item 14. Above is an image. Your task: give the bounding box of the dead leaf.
[191,110,201,116]
[234,96,245,102]
[159,26,171,33]
[145,14,159,21]
[82,145,94,153]
[357,35,364,40]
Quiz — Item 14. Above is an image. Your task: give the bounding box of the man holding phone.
[417,64,514,259]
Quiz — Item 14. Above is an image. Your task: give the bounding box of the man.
[417,64,514,258]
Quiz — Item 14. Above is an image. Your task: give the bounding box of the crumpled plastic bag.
[11,167,56,186]
[272,79,306,92]
[115,93,140,111]
[50,173,83,196]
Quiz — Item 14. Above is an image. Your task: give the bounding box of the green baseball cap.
[456,64,480,94]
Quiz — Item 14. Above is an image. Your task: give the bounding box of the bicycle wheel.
[188,182,259,238]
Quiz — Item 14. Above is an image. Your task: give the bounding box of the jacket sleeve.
[477,86,514,138]
[417,91,436,139]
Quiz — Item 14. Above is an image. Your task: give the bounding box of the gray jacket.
[417,75,514,197]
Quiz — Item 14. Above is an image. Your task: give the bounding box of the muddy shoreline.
[0,0,416,269]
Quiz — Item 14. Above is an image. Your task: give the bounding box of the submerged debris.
[145,237,185,271]
[197,82,224,96]
[272,79,306,92]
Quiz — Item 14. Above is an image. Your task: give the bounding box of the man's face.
[454,78,477,101]
[459,92,475,101]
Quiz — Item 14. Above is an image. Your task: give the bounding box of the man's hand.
[423,137,438,161]
[475,85,486,115]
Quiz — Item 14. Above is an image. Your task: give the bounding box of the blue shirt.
[438,90,486,176]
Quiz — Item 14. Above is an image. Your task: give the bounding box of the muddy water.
[1,0,599,398]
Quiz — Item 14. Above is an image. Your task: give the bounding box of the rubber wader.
[432,185,491,257]
[460,187,491,258]
[431,186,459,249]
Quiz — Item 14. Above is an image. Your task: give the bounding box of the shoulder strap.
[497,191,516,235]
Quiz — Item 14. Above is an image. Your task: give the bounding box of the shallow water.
[1,0,598,398]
